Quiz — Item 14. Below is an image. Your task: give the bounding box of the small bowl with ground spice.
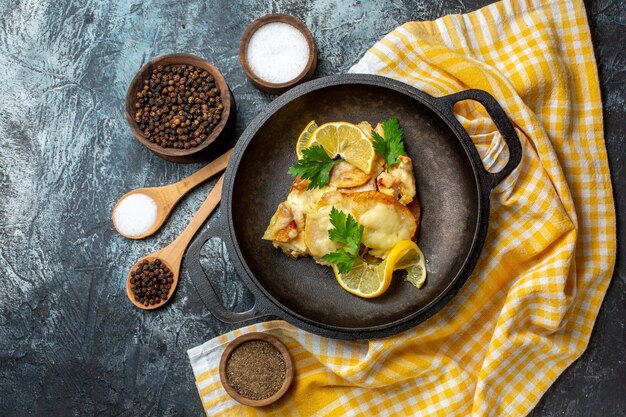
[240,14,317,95]
[220,332,294,407]
[125,53,236,163]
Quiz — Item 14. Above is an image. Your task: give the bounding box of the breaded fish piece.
[329,160,371,188]
[261,201,308,258]
[263,159,377,258]
[377,155,416,204]
[262,179,327,258]
[305,191,417,260]
[264,120,419,262]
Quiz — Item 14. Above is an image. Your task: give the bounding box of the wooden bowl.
[219,332,294,407]
[125,53,236,163]
[239,14,317,95]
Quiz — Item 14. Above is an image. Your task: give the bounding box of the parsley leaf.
[322,248,357,273]
[287,145,340,190]
[326,207,363,255]
[371,116,406,170]
[322,207,364,273]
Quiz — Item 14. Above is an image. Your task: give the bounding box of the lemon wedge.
[385,240,427,288]
[307,122,375,174]
[295,120,318,160]
[332,260,390,299]
[332,240,427,298]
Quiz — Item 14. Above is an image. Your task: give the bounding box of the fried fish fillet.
[262,179,326,258]
[305,191,417,260]
[262,160,375,258]
[263,120,419,261]
[377,155,416,204]
[361,121,417,204]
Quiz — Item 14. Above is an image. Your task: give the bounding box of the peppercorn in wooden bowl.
[125,53,236,163]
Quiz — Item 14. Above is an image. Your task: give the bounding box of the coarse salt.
[113,193,157,237]
[246,22,310,84]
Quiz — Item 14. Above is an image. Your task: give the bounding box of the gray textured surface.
[0,0,623,416]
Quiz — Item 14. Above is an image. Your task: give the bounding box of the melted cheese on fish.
[303,205,338,260]
[305,191,416,260]
[351,191,416,258]
[263,120,419,262]
[357,199,414,257]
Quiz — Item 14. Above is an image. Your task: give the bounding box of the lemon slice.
[296,120,318,160]
[385,240,427,288]
[307,122,375,173]
[332,260,391,299]
[332,240,427,298]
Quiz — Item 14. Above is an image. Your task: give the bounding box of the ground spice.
[129,259,173,306]
[225,340,286,400]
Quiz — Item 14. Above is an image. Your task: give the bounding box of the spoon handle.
[161,174,225,262]
[172,149,232,194]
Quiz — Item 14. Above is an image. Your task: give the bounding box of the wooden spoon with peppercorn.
[113,148,232,240]
[126,174,225,310]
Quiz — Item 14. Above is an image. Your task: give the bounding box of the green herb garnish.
[288,145,340,190]
[322,207,364,273]
[371,116,406,170]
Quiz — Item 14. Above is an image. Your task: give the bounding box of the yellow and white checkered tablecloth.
[188,0,616,415]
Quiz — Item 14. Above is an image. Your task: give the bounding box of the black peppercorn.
[134,64,222,149]
[130,259,173,306]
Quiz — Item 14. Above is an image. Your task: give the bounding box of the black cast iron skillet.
[187,74,521,340]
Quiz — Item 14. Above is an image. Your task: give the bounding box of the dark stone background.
[0,0,623,416]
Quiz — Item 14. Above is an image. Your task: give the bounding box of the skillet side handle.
[436,89,522,190]
[186,216,267,324]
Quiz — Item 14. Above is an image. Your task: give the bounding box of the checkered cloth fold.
[188,0,616,415]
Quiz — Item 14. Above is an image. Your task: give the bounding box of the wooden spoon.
[112,148,232,239]
[126,174,225,310]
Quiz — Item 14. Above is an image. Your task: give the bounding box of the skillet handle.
[436,89,522,190]
[186,215,271,324]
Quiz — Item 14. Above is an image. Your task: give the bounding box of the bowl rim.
[124,53,232,159]
[239,14,317,94]
[219,332,294,407]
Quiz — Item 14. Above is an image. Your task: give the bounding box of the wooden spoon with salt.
[126,173,225,310]
[112,148,232,240]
